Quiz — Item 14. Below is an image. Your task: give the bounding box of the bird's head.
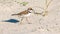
[27,7,35,13]
[27,7,33,10]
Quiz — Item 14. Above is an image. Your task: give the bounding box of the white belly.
[24,13,31,17]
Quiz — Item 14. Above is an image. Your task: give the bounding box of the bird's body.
[12,10,31,17]
[12,8,33,17]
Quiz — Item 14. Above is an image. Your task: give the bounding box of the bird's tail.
[11,14,18,16]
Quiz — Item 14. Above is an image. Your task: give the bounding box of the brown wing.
[17,10,29,15]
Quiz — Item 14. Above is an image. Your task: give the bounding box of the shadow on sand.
[2,19,19,23]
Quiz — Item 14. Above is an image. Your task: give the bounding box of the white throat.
[28,10,33,13]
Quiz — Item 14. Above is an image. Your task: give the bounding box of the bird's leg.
[19,17,24,25]
[26,17,31,24]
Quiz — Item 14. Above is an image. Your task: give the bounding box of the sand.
[0,0,60,34]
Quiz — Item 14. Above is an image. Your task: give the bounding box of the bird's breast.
[24,13,31,17]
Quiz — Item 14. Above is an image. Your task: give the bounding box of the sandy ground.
[0,0,60,34]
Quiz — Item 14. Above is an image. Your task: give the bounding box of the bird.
[11,7,34,24]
